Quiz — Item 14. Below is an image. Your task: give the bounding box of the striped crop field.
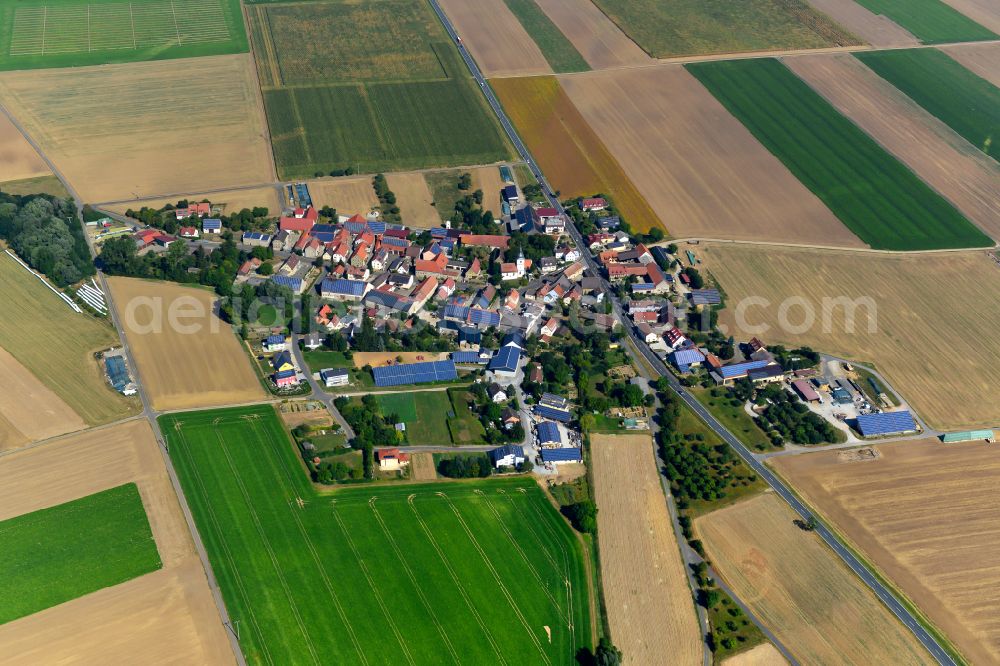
[687,58,993,251]
[163,405,592,665]
[856,48,1000,159]
[852,0,997,44]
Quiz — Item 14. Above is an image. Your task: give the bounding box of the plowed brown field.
[591,433,701,665]
[941,42,1000,89]
[0,420,234,664]
[803,0,918,47]
[108,278,264,411]
[773,438,1000,664]
[696,494,934,665]
[307,176,380,216]
[786,53,1000,239]
[0,111,48,183]
[0,347,84,450]
[560,67,863,246]
[532,0,650,69]
[104,186,283,217]
[697,244,1000,430]
[437,0,551,77]
[386,172,440,228]
[491,76,662,232]
[0,54,273,203]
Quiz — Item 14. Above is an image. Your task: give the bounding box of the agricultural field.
[375,390,454,446]
[687,58,991,250]
[0,174,69,198]
[722,643,788,666]
[436,0,551,77]
[0,483,160,624]
[164,405,592,665]
[697,243,1000,430]
[499,0,589,73]
[943,42,1000,88]
[587,0,859,57]
[803,0,919,47]
[108,277,264,411]
[0,0,248,71]
[697,494,934,665]
[0,347,84,450]
[104,186,283,218]
[560,67,863,246]
[0,54,274,203]
[852,0,997,43]
[446,387,488,445]
[531,0,651,69]
[425,166,506,223]
[304,176,380,215]
[249,0,510,178]
[786,53,1000,239]
[0,419,234,664]
[855,48,1000,159]
[591,433,702,665]
[939,0,1000,35]
[386,171,439,227]
[0,110,48,182]
[491,76,661,232]
[0,253,135,425]
[773,439,1000,664]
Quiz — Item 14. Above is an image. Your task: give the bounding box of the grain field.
[410,453,437,480]
[591,433,702,665]
[437,0,551,77]
[697,494,934,665]
[560,67,863,247]
[386,172,440,228]
[306,176,380,216]
[773,439,1000,664]
[803,0,919,47]
[0,347,84,450]
[531,0,650,69]
[0,111,48,183]
[722,643,787,666]
[941,42,1000,88]
[470,165,506,216]
[103,186,282,217]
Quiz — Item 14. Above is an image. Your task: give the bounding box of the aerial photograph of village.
[1,0,999,663]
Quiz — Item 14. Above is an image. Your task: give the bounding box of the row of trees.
[123,200,270,234]
[0,195,94,287]
[373,174,401,223]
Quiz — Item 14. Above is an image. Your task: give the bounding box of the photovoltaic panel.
[372,360,458,387]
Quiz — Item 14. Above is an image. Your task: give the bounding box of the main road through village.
[426,1,958,663]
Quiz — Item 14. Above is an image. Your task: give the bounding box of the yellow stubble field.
[0,346,84,451]
[0,110,49,183]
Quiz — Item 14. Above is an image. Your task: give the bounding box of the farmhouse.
[489,444,525,469]
[274,369,299,387]
[202,218,222,235]
[320,367,349,387]
[670,348,705,373]
[176,202,211,219]
[711,359,774,385]
[376,448,410,471]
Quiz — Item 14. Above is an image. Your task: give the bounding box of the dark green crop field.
[0,0,248,71]
[163,405,591,665]
[500,0,589,73]
[0,483,161,624]
[687,58,992,251]
[856,48,1000,158]
[852,0,996,44]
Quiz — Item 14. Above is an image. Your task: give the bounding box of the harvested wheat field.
[699,243,1000,430]
[560,67,863,246]
[351,351,448,368]
[471,165,506,215]
[492,76,661,232]
[0,111,48,183]
[697,494,933,665]
[803,0,918,47]
[103,186,282,217]
[0,347,84,450]
[108,278,264,411]
[410,452,437,481]
[591,433,701,665]
[306,176,380,216]
[532,0,650,69]
[774,439,1000,664]
[437,0,551,77]
[0,54,273,203]
[941,42,1000,88]
[386,172,440,228]
[722,643,787,666]
[0,175,69,198]
[786,53,1000,238]
[940,0,1000,35]
[0,420,234,664]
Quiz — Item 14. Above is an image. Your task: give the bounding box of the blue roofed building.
[263,334,286,352]
[711,359,772,385]
[534,404,572,423]
[670,348,706,373]
[104,355,135,394]
[488,444,525,469]
[856,411,917,437]
[202,218,222,234]
[540,447,582,464]
[372,360,458,387]
[536,421,561,446]
[320,278,367,301]
[489,345,521,379]
[271,274,305,294]
[452,351,490,364]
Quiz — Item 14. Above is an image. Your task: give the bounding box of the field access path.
[426,0,961,660]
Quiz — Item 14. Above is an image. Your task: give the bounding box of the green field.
[374,390,481,446]
[853,0,997,43]
[0,0,248,71]
[164,405,591,665]
[687,58,992,251]
[589,0,860,57]
[500,0,589,73]
[856,48,1000,158]
[249,0,510,177]
[0,483,161,624]
[446,387,488,444]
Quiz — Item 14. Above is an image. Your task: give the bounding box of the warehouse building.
[856,411,917,437]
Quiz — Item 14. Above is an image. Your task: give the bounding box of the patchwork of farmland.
[687,58,991,250]
[530,0,651,69]
[499,0,589,73]
[0,346,84,451]
[802,0,919,47]
[164,405,591,665]
[855,48,1000,159]
[248,0,510,178]
[586,0,860,57]
[491,75,661,232]
[0,0,248,70]
[436,0,551,77]
[938,0,1000,36]
[852,0,997,43]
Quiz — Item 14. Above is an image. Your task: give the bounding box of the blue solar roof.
[265,334,284,345]
[311,231,336,243]
[372,360,458,387]
[719,359,770,379]
[631,283,655,292]
[690,289,722,305]
[468,308,500,327]
[271,275,302,291]
[540,447,581,462]
[105,356,129,390]
[534,404,572,423]
[489,345,521,373]
[672,349,705,366]
[430,227,448,238]
[295,182,312,208]
[368,221,386,235]
[322,278,365,297]
[452,351,488,364]
[857,411,916,436]
[202,218,222,229]
[537,421,561,444]
[243,232,271,242]
[382,236,408,248]
[274,369,296,380]
[443,304,469,320]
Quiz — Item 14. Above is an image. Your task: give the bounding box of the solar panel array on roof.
[537,421,561,444]
[719,359,770,379]
[382,236,408,248]
[271,275,302,291]
[443,304,469,321]
[469,309,500,327]
[452,351,487,364]
[295,182,312,208]
[203,218,222,229]
[534,404,572,423]
[690,289,722,306]
[105,356,130,391]
[540,447,581,462]
[489,345,521,373]
[368,221,386,235]
[243,232,271,242]
[857,411,916,437]
[372,360,458,387]
[311,232,336,243]
[323,278,365,297]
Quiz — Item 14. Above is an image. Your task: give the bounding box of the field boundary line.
[370,499,461,665]
[169,0,181,45]
[440,493,552,664]
[406,494,510,665]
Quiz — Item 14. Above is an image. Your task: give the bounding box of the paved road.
[288,334,356,439]
[427,3,957,663]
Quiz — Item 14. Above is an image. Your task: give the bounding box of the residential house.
[263,335,287,352]
[488,445,525,469]
[581,197,606,212]
[175,202,211,219]
[320,367,350,388]
[376,448,410,471]
[274,369,299,387]
[502,184,519,204]
[321,278,368,302]
[202,218,222,235]
[271,350,294,372]
[302,332,322,350]
[179,226,199,238]
[242,232,272,247]
[487,383,508,403]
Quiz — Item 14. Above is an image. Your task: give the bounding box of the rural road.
[428,2,959,662]
[289,333,356,439]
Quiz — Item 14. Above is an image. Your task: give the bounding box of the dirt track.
[560,67,863,247]
[437,0,551,77]
[0,111,48,183]
[591,433,701,665]
[773,439,1000,664]
[803,0,919,47]
[786,53,1000,239]
[941,42,1000,88]
[0,420,234,664]
[0,347,84,450]
[532,0,650,69]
